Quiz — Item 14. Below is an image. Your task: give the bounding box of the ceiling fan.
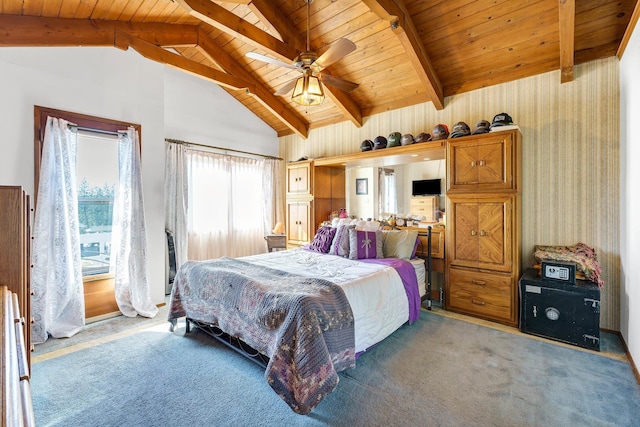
[245,0,359,106]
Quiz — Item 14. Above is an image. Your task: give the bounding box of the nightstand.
[264,234,286,252]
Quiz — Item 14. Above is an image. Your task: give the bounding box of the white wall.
[0,46,278,308]
[346,167,376,219]
[163,66,277,153]
[619,26,640,370]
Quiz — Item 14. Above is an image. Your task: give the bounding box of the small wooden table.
[264,234,286,252]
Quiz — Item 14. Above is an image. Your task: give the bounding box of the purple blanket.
[360,258,421,324]
[168,257,355,415]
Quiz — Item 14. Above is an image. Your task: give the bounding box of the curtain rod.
[67,123,123,136]
[165,138,282,161]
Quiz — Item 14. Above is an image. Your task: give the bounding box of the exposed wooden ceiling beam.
[247,0,304,49]
[559,0,575,83]
[617,0,640,59]
[114,32,250,91]
[0,16,198,47]
[324,85,363,128]
[196,28,308,139]
[174,0,298,63]
[362,0,444,110]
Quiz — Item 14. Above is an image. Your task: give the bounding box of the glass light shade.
[291,74,324,106]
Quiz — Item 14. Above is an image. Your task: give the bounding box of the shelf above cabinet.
[313,140,445,168]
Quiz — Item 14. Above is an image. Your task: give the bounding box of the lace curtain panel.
[111,128,158,318]
[31,117,85,344]
[262,158,285,236]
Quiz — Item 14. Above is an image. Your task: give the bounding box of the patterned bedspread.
[168,257,355,415]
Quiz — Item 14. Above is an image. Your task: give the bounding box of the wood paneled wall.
[280,57,621,331]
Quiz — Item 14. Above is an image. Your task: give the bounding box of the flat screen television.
[412,179,441,196]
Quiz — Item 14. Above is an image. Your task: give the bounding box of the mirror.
[346,159,445,222]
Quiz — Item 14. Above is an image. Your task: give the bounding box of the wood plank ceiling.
[0,0,636,138]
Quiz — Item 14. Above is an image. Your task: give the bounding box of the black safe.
[519,268,600,351]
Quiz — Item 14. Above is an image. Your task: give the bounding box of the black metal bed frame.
[169,317,270,368]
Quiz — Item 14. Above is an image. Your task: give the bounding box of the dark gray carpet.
[31,312,640,427]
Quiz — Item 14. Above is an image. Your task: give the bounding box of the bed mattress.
[241,248,420,353]
[410,258,426,297]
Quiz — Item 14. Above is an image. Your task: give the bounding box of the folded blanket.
[533,243,604,288]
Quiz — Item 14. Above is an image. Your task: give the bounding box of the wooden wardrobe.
[445,130,522,326]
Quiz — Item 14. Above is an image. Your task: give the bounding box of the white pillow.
[382,230,419,260]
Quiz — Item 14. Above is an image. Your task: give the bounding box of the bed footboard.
[186,318,269,369]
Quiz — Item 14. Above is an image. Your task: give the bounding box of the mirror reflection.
[345,159,446,225]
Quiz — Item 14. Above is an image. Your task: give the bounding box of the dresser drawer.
[447,268,512,321]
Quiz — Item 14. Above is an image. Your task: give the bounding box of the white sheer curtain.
[262,158,285,234]
[164,142,188,268]
[31,117,85,344]
[379,167,398,216]
[110,127,158,318]
[186,149,274,260]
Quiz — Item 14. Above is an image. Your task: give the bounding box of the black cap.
[490,113,513,129]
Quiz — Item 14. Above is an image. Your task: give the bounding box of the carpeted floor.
[30,307,640,427]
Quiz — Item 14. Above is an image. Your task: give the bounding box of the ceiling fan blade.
[246,52,297,70]
[318,72,359,93]
[313,38,357,70]
[274,77,299,96]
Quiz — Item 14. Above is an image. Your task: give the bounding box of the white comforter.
[241,248,411,353]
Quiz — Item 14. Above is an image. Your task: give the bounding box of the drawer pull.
[471,298,486,306]
[471,280,486,286]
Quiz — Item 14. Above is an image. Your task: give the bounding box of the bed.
[168,226,429,415]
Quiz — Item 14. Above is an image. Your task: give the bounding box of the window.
[76,131,119,276]
[34,106,141,278]
[379,168,397,215]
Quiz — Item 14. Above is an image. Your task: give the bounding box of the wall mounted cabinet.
[447,131,519,193]
[285,161,345,248]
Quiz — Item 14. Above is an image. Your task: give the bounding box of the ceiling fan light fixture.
[291,74,324,106]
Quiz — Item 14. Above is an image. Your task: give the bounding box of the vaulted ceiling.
[0,0,636,138]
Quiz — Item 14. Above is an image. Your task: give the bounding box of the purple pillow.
[307,226,337,253]
[348,229,383,260]
[411,236,420,259]
[329,224,354,257]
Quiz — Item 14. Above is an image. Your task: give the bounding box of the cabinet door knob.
[479,230,487,237]
[470,160,476,167]
[470,230,477,236]
[479,159,486,166]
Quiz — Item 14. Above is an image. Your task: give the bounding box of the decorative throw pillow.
[348,229,383,260]
[410,236,421,259]
[382,230,419,260]
[328,224,354,257]
[307,226,337,253]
